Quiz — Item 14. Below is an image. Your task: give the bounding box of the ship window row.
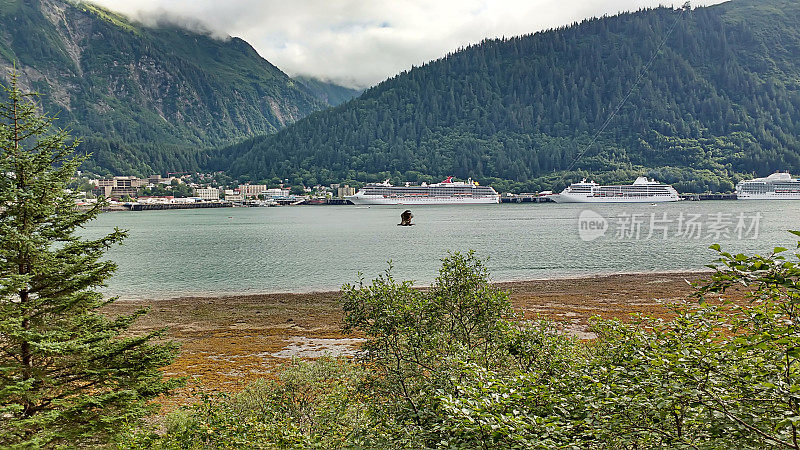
[592,192,673,197]
[570,186,672,191]
[740,184,800,193]
[569,187,675,195]
[369,193,496,197]
[363,188,495,195]
[595,188,674,193]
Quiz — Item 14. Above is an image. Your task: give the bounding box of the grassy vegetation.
[77,3,139,34]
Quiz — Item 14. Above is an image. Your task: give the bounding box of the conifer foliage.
[0,73,180,447]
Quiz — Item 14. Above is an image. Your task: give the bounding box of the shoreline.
[109,268,717,302]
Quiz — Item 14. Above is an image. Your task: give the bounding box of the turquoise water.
[83,202,800,299]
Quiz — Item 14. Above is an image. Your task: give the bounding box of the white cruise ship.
[736,172,800,200]
[549,177,680,203]
[346,177,500,205]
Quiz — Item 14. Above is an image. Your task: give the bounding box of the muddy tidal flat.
[103,271,744,405]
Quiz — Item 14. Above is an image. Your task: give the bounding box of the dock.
[298,198,354,205]
[129,202,233,211]
[501,194,554,203]
[679,194,738,201]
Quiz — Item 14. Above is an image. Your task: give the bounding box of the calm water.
[83,202,800,299]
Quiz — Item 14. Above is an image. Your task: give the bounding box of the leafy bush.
[121,358,376,449]
[435,238,800,449]
[341,251,559,446]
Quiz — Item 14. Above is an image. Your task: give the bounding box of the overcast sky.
[92,0,728,88]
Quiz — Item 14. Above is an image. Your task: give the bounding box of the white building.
[238,184,267,198]
[264,188,290,198]
[224,189,244,202]
[194,187,220,200]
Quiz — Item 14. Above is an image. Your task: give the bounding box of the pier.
[115,194,740,211]
[129,202,233,211]
[298,198,354,205]
[501,194,554,203]
[679,194,738,201]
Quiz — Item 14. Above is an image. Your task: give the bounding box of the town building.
[194,187,220,200]
[92,176,147,199]
[224,189,244,202]
[148,174,166,185]
[338,185,356,198]
[238,184,267,198]
[264,188,290,198]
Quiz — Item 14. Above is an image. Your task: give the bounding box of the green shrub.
[124,358,379,449]
[434,236,800,449]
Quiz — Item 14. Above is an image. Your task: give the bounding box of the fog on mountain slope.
[0,0,357,176]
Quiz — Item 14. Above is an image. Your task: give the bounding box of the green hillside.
[220,0,800,193]
[0,0,344,176]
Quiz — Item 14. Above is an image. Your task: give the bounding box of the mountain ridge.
[218,0,800,193]
[0,0,359,176]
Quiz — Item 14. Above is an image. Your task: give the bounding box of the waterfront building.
[265,188,290,198]
[138,196,174,203]
[338,185,356,198]
[224,189,244,202]
[238,184,267,198]
[194,187,220,200]
[92,176,147,199]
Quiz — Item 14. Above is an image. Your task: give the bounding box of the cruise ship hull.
[736,192,800,200]
[549,193,679,203]
[346,194,500,205]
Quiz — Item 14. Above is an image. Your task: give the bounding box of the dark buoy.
[398,210,414,226]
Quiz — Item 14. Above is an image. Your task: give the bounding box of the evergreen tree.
[0,73,180,447]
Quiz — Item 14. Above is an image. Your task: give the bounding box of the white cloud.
[91,0,728,88]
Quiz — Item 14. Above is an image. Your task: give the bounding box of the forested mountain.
[221,0,800,193]
[294,76,362,107]
[0,0,349,176]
